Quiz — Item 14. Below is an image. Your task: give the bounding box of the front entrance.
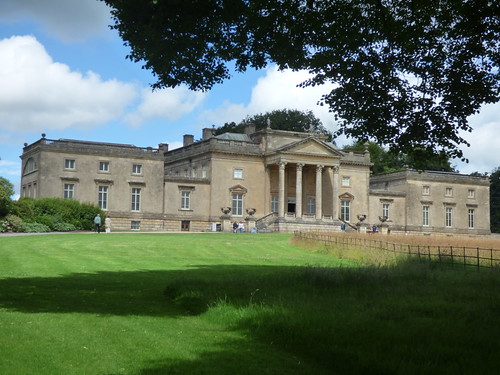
[287,197,296,214]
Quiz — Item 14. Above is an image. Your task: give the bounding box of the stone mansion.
[19,124,491,234]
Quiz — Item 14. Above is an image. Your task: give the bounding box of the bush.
[1,214,23,232]
[20,222,51,233]
[33,214,60,230]
[11,197,104,231]
[53,222,77,232]
[11,198,36,221]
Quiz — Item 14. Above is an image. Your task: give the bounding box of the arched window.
[23,158,37,175]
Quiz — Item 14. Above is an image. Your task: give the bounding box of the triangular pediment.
[229,184,248,194]
[272,137,343,158]
[339,192,355,200]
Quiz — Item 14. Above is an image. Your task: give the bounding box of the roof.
[215,133,253,142]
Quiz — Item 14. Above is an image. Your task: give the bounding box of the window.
[422,186,430,195]
[201,167,207,178]
[191,168,197,177]
[468,209,475,229]
[98,186,108,210]
[422,206,429,226]
[233,168,243,179]
[382,203,390,220]
[307,198,315,214]
[468,189,475,199]
[184,169,189,177]
[271,196,278,213]
[65,159,75,169]
[99,161,110,172]
[64,183,74,199]
[340,200,350,222]
[181,220,190,231]
[132,164,142,175]
[131,221,140,230]
[341,176,350,187]
[445,187,453,197]
[445,207,453,227]
[23,158,37,175]
[232,193,243,216]
[181,191,191,210]
[131,188,141,211]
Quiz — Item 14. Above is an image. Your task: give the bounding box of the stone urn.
[357,214,367,222]
[221,207,231,215]
[246,208,256,216]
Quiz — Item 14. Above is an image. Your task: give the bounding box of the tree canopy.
[0,177,15,217]
[490,167,500,233]
[214,109,333,139]
[343,141,456,174]
[103,0,499,167]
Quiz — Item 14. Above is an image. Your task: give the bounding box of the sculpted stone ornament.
[357,214,367,222]
[246,208,256,216]
[221,207,231,215]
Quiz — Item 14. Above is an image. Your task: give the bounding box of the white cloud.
[124,87,206,128]
[0,35,137,133]
[202,66,338,130]
[455,102,500,174]
[0,0,111,42]
[166,141,184,151]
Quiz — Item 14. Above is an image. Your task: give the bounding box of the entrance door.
[287,197,296,214]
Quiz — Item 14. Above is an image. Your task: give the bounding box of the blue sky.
[1,0,499,197]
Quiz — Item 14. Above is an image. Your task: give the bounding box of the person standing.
[94,214,101,233]
[105,217,111,233]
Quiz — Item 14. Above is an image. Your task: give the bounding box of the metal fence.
[294,231,500,270]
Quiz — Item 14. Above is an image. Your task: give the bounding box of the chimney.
[158,143,169,153]
[244,123,256,136]
[202,128,215,140]
[183,134,194,147]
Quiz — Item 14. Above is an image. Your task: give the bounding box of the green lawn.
[0,233,498,375]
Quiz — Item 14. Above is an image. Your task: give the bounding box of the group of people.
[232,221,245,233]
[93,214,111,234]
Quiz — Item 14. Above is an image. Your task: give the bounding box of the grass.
[0,232,499,374]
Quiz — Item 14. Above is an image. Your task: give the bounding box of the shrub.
[11,198,36,221]
[1,214,23,232]
[13,197,104,231]
[20,222,51,233]
[53,222,77,232]
[33,214,60,230]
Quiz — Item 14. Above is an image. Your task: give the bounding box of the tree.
[0,177,14,217]
[214,109,333,139]
[490,168,500,233]
[103,0,499,169]
[343,141,456,174]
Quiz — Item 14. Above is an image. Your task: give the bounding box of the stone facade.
[19,128,491,235]
[369,170,490,235]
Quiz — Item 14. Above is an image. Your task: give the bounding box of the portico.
[265,136,345,223]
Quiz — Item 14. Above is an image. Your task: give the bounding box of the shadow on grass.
[1,262,499,374]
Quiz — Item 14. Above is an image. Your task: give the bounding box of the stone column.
[278,161,287,218]
[265,165,271,214]
[315,165,323,220]
[332,166,339,220]
[295,163,304,219]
